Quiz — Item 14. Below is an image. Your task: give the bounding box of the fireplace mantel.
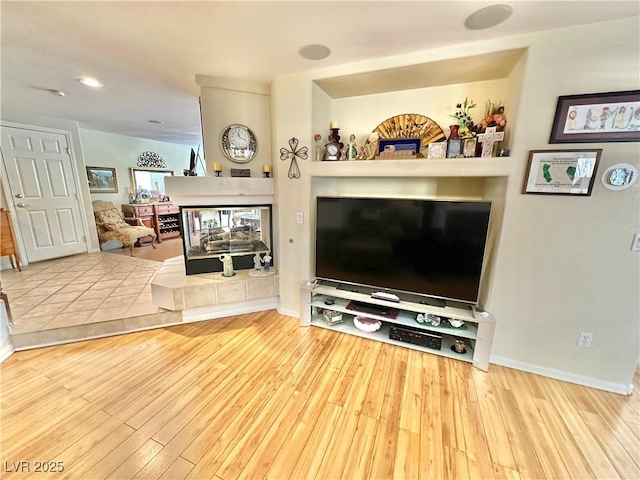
[165,177,274,206]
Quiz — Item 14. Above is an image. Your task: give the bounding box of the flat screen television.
[315,196,492,305]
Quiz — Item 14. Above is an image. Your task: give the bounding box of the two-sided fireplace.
[181,204,273,275]
[165,176,275,276]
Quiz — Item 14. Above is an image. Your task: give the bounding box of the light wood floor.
[1,311,638,480]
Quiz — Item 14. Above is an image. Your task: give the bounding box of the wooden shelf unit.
[300,280,495,371]
[154,203,181,241]
[1,209,22,271]
[123,203,181,243]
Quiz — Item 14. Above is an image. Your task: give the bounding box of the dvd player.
[389,325,443,350]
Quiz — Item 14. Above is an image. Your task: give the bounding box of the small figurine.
[253,253,262,270]
[453,339,467,354]
[314,134,322,162]
[364,132,379,160]
[347,134,358,161]
[357,146,367,160]
[262,251,272,272]
[219,254,234,277]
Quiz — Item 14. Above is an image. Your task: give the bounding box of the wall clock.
[220,124,258,163]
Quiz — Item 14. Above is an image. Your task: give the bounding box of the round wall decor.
[137,151,166,168]
[601,163,638,191]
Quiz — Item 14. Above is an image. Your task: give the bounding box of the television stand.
[300,280,495,371]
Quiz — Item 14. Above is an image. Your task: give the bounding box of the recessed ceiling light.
[148,120,164,125]
[299,44,331,60]
[465,3,513,30]
[77,77,104,88]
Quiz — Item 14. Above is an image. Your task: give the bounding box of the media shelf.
[300,280,495,370]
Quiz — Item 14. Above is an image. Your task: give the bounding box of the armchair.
[92,200,157,256]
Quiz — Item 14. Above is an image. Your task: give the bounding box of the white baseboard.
[0,343,14,363]
[490,355,634,395]
[277,306,299,318]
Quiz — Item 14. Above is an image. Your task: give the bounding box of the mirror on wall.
[130,168,173,202]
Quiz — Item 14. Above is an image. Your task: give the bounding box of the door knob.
[15,193,23,198]
[16,203,26,208]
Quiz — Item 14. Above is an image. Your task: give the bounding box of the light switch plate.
[632,233,640,251]
[296,212,303,224]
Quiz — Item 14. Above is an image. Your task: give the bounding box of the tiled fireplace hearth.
[151,256,279,321]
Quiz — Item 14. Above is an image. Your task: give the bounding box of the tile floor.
[1,252,182,349]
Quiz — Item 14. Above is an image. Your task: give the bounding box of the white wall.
[79,128,194,205]
[0,111,195,257]
[1,111,97,252]
[271,17,639,391]
[79,129,195,250]
[199,79,272,178]
[330,78,510,151]
[488,18,639,390]
[0,300,13,363]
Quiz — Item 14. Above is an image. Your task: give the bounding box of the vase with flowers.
[450,97,477,139]
[477,100,507,133]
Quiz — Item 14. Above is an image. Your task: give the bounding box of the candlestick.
[330,121,339,129]
[263,165,271,172]
[213,162,222,177]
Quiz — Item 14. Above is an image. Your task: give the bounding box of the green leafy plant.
[451,97,477,138]
[451,97,477,127]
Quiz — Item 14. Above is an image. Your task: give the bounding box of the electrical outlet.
[296,212,303,224]
[577,332,593,348]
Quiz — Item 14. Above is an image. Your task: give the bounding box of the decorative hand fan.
[373,114,446,149]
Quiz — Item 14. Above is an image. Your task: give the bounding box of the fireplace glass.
[181,205,273,275]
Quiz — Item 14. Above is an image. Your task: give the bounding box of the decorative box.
[322,309,343,325]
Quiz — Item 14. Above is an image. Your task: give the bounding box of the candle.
[330,121,339,129]
[263,165,271,173]
[213,162,222,171]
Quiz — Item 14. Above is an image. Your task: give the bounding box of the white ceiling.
[2,1,638,145]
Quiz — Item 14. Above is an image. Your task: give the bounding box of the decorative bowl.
[353,316,382,333]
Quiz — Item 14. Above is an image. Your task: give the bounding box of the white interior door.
[1,126,87,262]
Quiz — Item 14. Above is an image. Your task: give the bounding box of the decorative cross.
[477,127,504,158]
[280,137,308,179]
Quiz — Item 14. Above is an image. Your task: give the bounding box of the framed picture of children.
[550,90,640,143]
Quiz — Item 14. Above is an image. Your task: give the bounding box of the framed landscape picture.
[86,166,118,193]
[522,149,602,196]
[549,90,640,143]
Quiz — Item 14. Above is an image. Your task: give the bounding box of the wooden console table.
[122,203,181,243]
[1,209,21,271]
